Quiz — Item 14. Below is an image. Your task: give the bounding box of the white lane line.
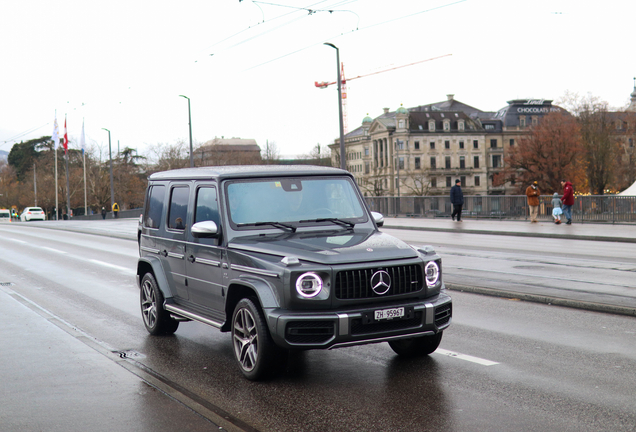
[89,259,136,275]
[40,246,68,254]
[435,348,499,366]
[4,238,27,244]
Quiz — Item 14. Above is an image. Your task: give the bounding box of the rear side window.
[168,186,190,230]
[145,185,165,229]
[195,186,219,225]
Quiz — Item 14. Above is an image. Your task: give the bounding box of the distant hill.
[0,150,8,161]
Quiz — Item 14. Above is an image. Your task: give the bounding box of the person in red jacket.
[561,180,574,224]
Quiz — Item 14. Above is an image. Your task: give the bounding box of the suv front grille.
[435,303,452,327]
[334,264,422,300]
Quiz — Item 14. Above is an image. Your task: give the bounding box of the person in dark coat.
[101,207,107,220]
[450,179,464,222]
[561,180,575,224]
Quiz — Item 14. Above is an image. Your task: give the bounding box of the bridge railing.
[364,195,636,224]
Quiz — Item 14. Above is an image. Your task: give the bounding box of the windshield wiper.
[237,221,296,232]
[299,218,355,229]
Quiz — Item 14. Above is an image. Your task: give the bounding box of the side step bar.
[165,304,224,329]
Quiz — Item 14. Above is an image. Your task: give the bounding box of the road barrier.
[365,195,636,224]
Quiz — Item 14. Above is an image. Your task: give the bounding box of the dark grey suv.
[137,165,452,380]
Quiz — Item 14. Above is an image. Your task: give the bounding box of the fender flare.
[223,276,281,332]
[137,256,174,300]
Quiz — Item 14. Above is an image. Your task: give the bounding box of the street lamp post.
[323,43,346,171]
[102,128,114,218]
[179,95,194,167]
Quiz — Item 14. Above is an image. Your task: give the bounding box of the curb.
[384,224,635,243]
[446,283,636,317]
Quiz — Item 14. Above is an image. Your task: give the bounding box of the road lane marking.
[89,259,136,275]
[5,238,27,244]
[435,348,499,366]
[40,246,68,254]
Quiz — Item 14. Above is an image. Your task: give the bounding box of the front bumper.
[266,292,452,350]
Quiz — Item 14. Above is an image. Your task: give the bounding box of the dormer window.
[443,120,450,131]
[428,120,435,132]
[398,119,405,129]
[458,120,465,131]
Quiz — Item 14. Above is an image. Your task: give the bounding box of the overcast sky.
[1,0,635,159]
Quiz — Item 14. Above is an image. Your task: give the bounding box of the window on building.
[445,140,450,149]
[430,142,435,150]
[445,156,451,169]
[474,155,480,168]
[396,140,405,150]
[415,157,421,169]
[429,120,435,131]
[460,176,466,187]
[509,139,515,146]
[459,141,464,149]
[446,176,452,187]
[430,157,436,169]
[398,157,405,170]
[490,139,497,148]
[364,147,369,156]
[532,116,538,126]
[414,141,420,150]
[519,117,526,127]
[365,162,370,174]
[473,140,478,149]
[459,156,465,169]
[492,155,502,168]
[431,177,437,188]
[485,124,495,130]
[398,119,405,128]
[458,120,465,131]
[474,175,480,186]
[443,121,450,131]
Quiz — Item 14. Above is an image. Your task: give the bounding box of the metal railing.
[365,195,636,224]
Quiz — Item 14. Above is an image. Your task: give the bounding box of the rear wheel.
[140,273,179,335]
[231,298,278,380]
[388,332,442,357]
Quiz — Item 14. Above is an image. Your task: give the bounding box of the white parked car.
[20,207,46,222]
[0,209,11,223]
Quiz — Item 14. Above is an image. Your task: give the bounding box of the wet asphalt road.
[1,221,635,431]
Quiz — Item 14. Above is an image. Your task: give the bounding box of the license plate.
[374,307,405,321]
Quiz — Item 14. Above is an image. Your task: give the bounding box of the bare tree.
[261,140,280,164]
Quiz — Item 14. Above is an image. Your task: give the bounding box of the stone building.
[330,95,566,196]
[195,137,262,166]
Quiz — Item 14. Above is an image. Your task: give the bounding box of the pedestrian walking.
[450,179,464,222]
[551,192,563,224]
[526,181,540,223]
[112,202,120,219]
[561,180,574,224]
[101,207,107,220]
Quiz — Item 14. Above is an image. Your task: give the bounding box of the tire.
[231,298,278,380]
[140,273,179,335]
[388,332,443,357]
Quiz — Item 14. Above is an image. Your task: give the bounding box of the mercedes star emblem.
[370,270,391,295]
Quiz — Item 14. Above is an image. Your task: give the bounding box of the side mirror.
[371,211,384,228]
[191,220,220,238]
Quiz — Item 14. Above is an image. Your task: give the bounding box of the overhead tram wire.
[242,0,467,72]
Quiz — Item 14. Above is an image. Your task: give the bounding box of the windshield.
[226,177,367,228]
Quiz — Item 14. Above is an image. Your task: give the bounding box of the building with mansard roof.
[330,94,566,196]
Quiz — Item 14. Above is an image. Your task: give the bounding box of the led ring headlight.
[425,261,440,287]
[296,272,323,298]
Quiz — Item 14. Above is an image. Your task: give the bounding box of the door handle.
[188,255,196,263]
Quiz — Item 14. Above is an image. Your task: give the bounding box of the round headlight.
[425,261,440,287]
[295,272,323,298]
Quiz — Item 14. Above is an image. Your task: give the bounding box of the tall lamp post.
[179,95,194,167]
[102,128,114,217]
[323,43,346,170]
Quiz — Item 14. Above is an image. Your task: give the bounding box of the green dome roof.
[396,104,408,114]
[362,114,373,123]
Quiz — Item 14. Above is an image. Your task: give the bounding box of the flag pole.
[64,116,71,219]
[81,118,87,216]
[53,110,59,221]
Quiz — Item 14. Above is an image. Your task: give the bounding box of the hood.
[553,192,559,197]
[228,229,418,265]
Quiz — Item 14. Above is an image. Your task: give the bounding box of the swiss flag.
[63,116,69,154]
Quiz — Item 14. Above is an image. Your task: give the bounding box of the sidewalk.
[383,216,636,243]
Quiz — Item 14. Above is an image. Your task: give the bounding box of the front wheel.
[231,298,278,380]
[140,273,179,335]
[388,332,442,357]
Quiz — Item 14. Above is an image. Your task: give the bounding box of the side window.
[168,186,190,230]
[144,185,165,229]
[195,186,219,225]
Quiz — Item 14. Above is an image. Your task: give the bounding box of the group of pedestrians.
[526,180,574,224]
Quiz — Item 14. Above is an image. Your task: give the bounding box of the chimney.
[383,107,390,114]
[447,94,454,101]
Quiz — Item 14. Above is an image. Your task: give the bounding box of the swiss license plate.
[374,307,405,321]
